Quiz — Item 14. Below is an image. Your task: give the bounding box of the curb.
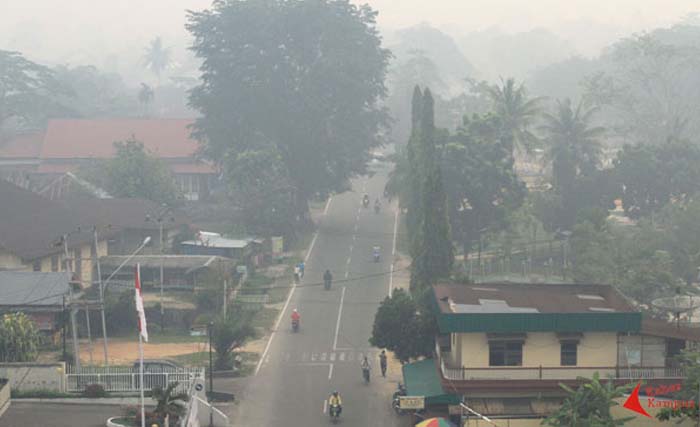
[13,397,146,406]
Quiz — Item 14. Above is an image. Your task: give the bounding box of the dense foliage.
[187,0,390,219]
[0,312,40,362]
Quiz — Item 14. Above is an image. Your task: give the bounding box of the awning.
[402,359,460,406]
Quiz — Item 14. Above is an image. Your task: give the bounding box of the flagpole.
[139,330,145,427]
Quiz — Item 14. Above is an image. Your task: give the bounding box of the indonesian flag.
[134,264,148,342]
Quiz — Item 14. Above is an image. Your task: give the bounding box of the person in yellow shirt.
[329,391,342,416]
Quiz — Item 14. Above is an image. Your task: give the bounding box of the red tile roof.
[40,119,200,159]
[0,132,45,158]
[36,161,216,175]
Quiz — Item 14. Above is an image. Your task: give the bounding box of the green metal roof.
[431,288,642,334]
[402,359,460,406]
[435,311,641,334]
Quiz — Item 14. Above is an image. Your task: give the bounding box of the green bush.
[82,383,107,398]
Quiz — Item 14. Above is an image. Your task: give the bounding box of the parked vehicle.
[392,383,407,414]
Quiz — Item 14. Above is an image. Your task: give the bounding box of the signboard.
[399,396,425,410]
[271,236,284,255]
[236,265,248,274]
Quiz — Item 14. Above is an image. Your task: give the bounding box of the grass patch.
[11,389,74,399]
[396,213,409,255]
[143,333,207,344]
[234,351,260,377]
[171,351,210,367]
[251,306,279,333]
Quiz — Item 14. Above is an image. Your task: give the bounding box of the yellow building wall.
[0,250,27,270]
[457,332,617,368]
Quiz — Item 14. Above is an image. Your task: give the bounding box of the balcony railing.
[435,340,686,382]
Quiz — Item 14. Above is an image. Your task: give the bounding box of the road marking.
[332,286,346,350]
[328,363,334,380]
[344,270,349,279]
[311,353,318,362]
[352,234,356,241]
[346,256,351,265]
[339,352,345,361]
[323,196,333,215]
[349,244,353,253]
[321,352,327,361]
[255,229,319,375]
[323,399,328,414]
[330,353,336,361]
[389,203,399,296]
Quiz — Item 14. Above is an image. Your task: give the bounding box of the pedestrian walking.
[379,350,387,377]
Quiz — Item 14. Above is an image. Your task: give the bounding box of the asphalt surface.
[231,164,403,426]
[0,402,112,427]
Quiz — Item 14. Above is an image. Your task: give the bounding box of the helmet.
[333,391,339,396]
[293,308,298,313]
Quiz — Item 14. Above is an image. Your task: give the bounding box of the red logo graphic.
[623,382,652,418]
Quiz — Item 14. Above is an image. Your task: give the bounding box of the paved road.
[231,165,402,426]
[0,402,113,427]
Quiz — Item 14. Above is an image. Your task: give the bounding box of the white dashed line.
[332,286,346,350]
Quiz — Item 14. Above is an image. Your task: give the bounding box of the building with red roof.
[0,119,218,201]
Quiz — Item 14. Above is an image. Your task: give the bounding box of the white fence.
[66,365,205,394]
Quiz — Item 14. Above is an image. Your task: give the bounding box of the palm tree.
[541,98,605,195]
[143,37,171,82]
[487,77,543,155]
[138,83,154,117]
[152,382,188,427]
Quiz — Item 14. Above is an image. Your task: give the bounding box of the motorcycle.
[373,247,380,263]
[362,366,370,384]
[291,318,299,333]
[362,196,370,208]
[392,383,407,414]
[324,278,331,290]
[329,403,341,423]
[374,203,380,214]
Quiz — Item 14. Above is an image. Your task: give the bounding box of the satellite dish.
[651,295,700,328]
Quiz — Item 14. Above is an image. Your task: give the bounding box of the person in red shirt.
[291,308,301,331]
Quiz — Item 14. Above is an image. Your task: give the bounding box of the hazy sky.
[2,0,699,70]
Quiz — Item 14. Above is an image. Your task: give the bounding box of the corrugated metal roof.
[0,271,70,307]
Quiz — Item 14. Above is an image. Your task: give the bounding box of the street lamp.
[98,236,152,365]
[146,205,174,332]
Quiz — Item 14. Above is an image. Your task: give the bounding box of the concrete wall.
[0,362,65,392]
[457,331,618,368]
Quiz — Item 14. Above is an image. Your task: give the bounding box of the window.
[561,342,578,366]
[489,341,522,366]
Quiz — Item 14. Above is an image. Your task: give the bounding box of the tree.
[487,77,542,155]
[405,86,425,258]
[187,0,390,219]
[410,89,454,291]
[0,312,40,362]
[441,113,526,257]
[656,351,700,422]
[143,37,171,81]
[0,50,69,138]
[541,98,604,197]
[138,83,154,117]
[569,217,617,285]
[152,382,188,426]
[542,372,633,426]
[613,140,700,220]
[369,289,433,363]
[80,138,180,204]
[659,200,700,284]
[51,65,137,118]
[224,147,296,240]
[211,311,255,370]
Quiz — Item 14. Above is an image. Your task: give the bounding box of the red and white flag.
[134,264,148,342]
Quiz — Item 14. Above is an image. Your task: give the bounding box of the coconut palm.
[143,37,171,81]
[152,382,188,427]
[487,77,543,155]
[540,98,605,195]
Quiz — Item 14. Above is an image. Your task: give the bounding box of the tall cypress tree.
[410,89,454,291]
[405,86,423,258]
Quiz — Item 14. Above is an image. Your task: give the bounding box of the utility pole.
[94,227,109,365]
[223,279,228,319]
[61,295,67,361]
[84,302,93,365]
[63,235,81,370]
[160,219,164,332]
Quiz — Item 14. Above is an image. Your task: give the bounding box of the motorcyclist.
[323,269,333,289]
[291,308,300,323]
[362,193,370,207]
[374,198,381,213]
[361,355,371,382]
[372,245,380,262]
[329,391,343,415]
